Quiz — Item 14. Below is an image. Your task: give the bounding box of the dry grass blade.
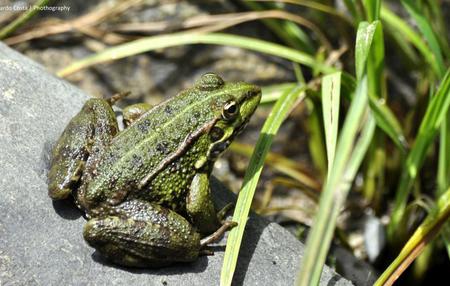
[248,0,352,24]
[4,0,143,45]
[375,187,450,286]
[230,142,321,191]
[5,7,332,50]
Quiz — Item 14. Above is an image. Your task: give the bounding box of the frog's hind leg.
[83,199,201,268]
[48,98,118,200]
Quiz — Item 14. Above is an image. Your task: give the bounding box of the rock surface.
[0,42,353,286]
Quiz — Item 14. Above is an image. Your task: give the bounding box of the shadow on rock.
[91,250,209,274]
[210,175,269,285]
[232,216,268,286]
[52,199,83,220]
[327,275,349,286]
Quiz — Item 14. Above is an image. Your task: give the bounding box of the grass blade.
[380,5,441,77]
[400,0,445,77]
[442,222,450,259]
[305,96,327,180]
[0,0,51,39]
[342,0,362,23]
[297,21,380,285]
[297,76,375,286]
[369,98,408,152]
[438,113,450,196]
[388,68,450,242]
[220,85,305,286]
[355,21,378,80]
[248,0,353,25]
[260,82,297,104]
[229,142,321,191]
[321,72,341,171]
[363,0,381,21]
[307,96,328,178]
[375,187,450,286]
[438,110,450,258]
[242,1,314,53]
[58,32,334,77]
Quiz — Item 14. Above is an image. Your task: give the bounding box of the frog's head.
[194,73,261,167]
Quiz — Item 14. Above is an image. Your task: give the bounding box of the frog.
[47,73,261,267]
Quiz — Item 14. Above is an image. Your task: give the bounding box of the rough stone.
[0,42,353,286]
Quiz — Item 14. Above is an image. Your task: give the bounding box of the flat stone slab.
[0,42,353,286]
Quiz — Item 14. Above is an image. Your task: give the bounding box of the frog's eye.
[222,100,239,120]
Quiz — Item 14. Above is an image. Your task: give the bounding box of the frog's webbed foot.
[83,199,201,268]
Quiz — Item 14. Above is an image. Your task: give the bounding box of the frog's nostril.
[252,87,261,96]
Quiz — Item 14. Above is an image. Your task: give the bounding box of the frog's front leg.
[48,98,118,200]
[187,173,236,235]
[83,199,202,267]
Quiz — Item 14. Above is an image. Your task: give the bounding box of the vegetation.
[2,0,449,285]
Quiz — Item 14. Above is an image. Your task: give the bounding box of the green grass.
[297,21,379,285]
[57,33,334,77]
[4,0,449,284]
[388,68,450,241]
[375,186,450,286]
[221,85,306,285]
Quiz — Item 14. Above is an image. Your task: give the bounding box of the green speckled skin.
[83,199,201,267]
[48,99,118,200]
[48,73,261,267]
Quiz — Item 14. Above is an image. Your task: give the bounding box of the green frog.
[47,73,261,267]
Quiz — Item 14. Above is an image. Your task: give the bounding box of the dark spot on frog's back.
[155,225,172,244]
[164,105,173,115]
[104,152,119,166]
[137,119,151,133]
[131,154,143,168]
[156,141,170,155]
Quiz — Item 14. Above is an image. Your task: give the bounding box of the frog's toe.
[216,203,235,223]
[200,220,237,246]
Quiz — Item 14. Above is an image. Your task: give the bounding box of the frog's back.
[81,85,224,209]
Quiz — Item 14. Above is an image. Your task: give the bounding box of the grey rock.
[0,42,352,286]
